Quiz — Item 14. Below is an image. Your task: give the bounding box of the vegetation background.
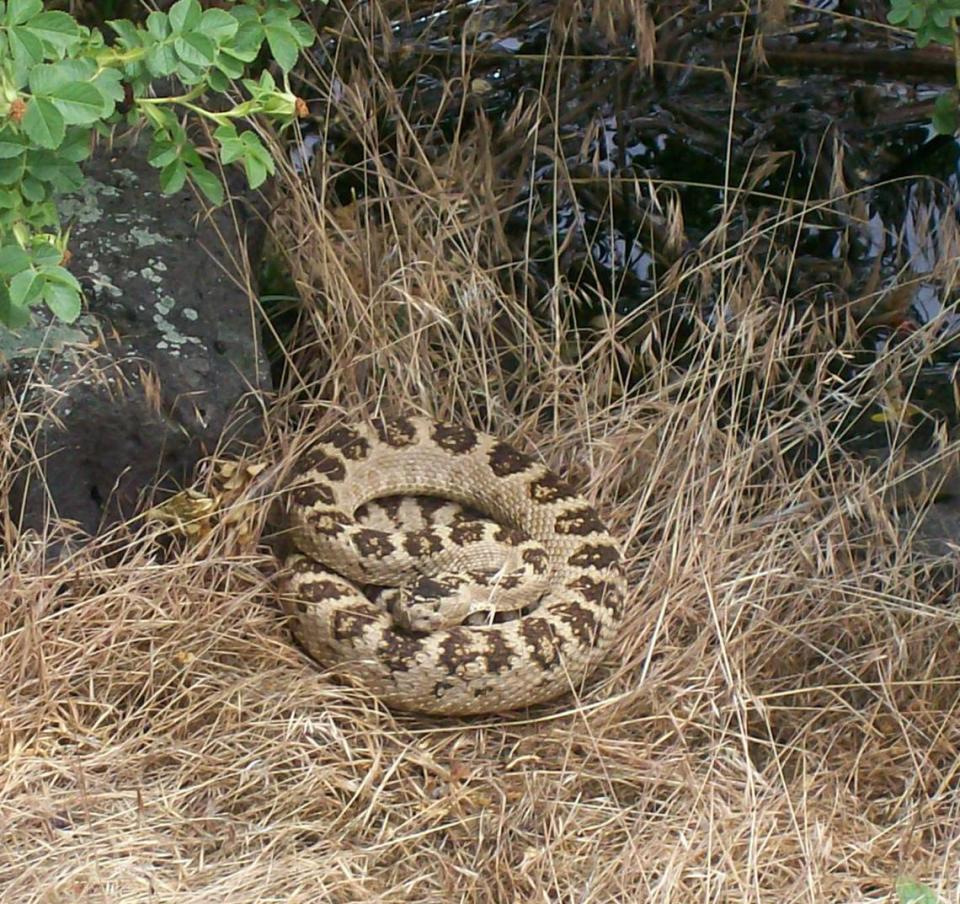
[3,0,960,901]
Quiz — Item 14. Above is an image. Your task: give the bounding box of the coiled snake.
[279,416,625,715]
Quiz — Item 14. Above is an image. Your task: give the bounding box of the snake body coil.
[280,416,625,715]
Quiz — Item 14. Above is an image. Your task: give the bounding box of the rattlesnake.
[279,416,625,715]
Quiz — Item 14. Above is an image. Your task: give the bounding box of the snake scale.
[279,416,625,715]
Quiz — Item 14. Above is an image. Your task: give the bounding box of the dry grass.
[4,5,960,902]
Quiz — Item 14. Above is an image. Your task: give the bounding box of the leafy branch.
[0,0,314,329]
[888,0,960,133]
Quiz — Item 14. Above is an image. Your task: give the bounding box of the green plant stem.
[94,46,146,69]
[135,84,209,108]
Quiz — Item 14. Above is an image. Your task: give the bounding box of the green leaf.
[933,8,952,26]
[0,154,26,185]
[0,245,31,276]
[41,260,77,285]
[92,67,124,116]
[20,174,46,202]
[250,69,276,92]
[168,0,202,33]
[228,20,265,61]
[263,23,299,71]
[0,128,27,159]
[227,4,259,25]
[58,127,93,163]
[175,58,203,84]
[28,263,80,323]
[22,96,65,149]
[214,123,243,163]
[27,62,105,127]
[108,18,143,48]
[263,4,299,25]
[0,285,32,329]
[914,20,949,46]
[159,158,187,194]
[25,201,60,230]
[174,30,215,67]
[207,68,230,91]
[189,164,225,205]
[896,877,940,904]
[146,10,171,40]
[932,92,958,135]
[198,7,238,44]
[217,45,253,75]
[178,140,203,168]
[42,281,81,322]
[23,11,82,54]
[148,137,178,168]
[9,266,41,308]
[8,26,43,66]
[5,0,42,27]
[48,82,105,125]
[32,243,62,267]
[139,102,177,133]
[239,132,274,189]
[241,130,271,156]
[28,59,96,94]
[245,155,270,189]
[146,41,178,77]
[25,149,84,191]
[53,162,84,191]
[290,20,316,48]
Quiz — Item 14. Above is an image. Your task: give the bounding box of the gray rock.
[3,135,271,543]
